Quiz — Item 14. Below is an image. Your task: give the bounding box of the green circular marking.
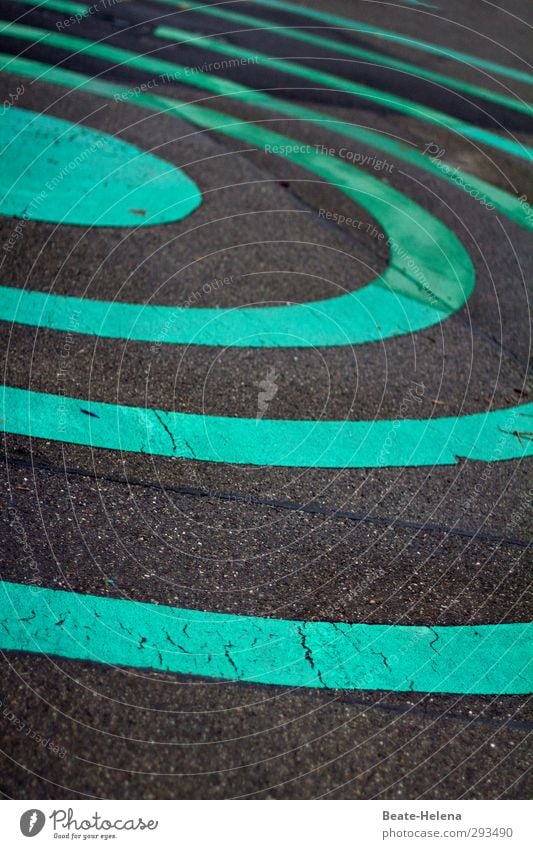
[170,0,531,117]
[154,23,533,164]
[0,107,201,227]
[0,19,530,697]
[0,26,531,227]
[253,0,533,87]
[0,109,474,347]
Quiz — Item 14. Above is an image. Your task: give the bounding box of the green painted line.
[155,23,533,164]
[0,580,530,693]
[167,0,531,116]
[6,0,87,15]
[1,14,529,164]
[0,274,464,348]
[253,0,533,87]
[0,106,201,226]
[0,105,474,346]
[0,14,529,695]
[2,386,532,468]
[400,0,437,7]
[0,29,530,229]
[0,47,475,347]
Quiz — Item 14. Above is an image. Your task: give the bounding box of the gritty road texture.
[0,0,531,798]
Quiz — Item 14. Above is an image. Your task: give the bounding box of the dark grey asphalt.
[0,0,531,799]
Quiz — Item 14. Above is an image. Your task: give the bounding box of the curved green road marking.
[0,107,474,346]
[0,30,530,228]
[398,0,437,8]
[7,0,86,15]
[168,0,532,116]
[401,0,437,7]
[2,386,532,468]
[0,106,201,227]
[253,0,533,87]
[0,581,530,693]
[0,16,529,695]
[155,23,533,163]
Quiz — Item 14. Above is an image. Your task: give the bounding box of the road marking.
[0,16,530,693]
[2,386,532,468]
[155,23,533,163]
[165,0,531,116]
[7,0,85,14]
[0,105,474,345]
[0,106,201,226]
[0,28,530,228]
[1,581,530,693]
[8,0,525,90]
[252,0,533,87]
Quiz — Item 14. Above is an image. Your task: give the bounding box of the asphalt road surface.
[0,0,531,799]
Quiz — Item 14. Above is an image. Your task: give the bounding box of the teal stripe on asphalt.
[165,0,531,116]
[1,581,530,693]
[5,0,86,15]
[0,106,474,346]
[252,0,533,87]
[0,274,464,348]
[155,23,533,164]
[0,106,201,226]
[399,0,437,6]
[0,55,475,347]
[2,386,532,468]
[0,29,530,229]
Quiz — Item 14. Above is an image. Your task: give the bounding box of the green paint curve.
[0,27,530,229]
[253,0,533,87]
[0,108,474,346]
[2,386,532,468]
[0,15,530,694]
[0,581,530,693]
[0,106,201,227]
[7,0,85,15]
[164,0,532,117]
[154,23,532,164]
